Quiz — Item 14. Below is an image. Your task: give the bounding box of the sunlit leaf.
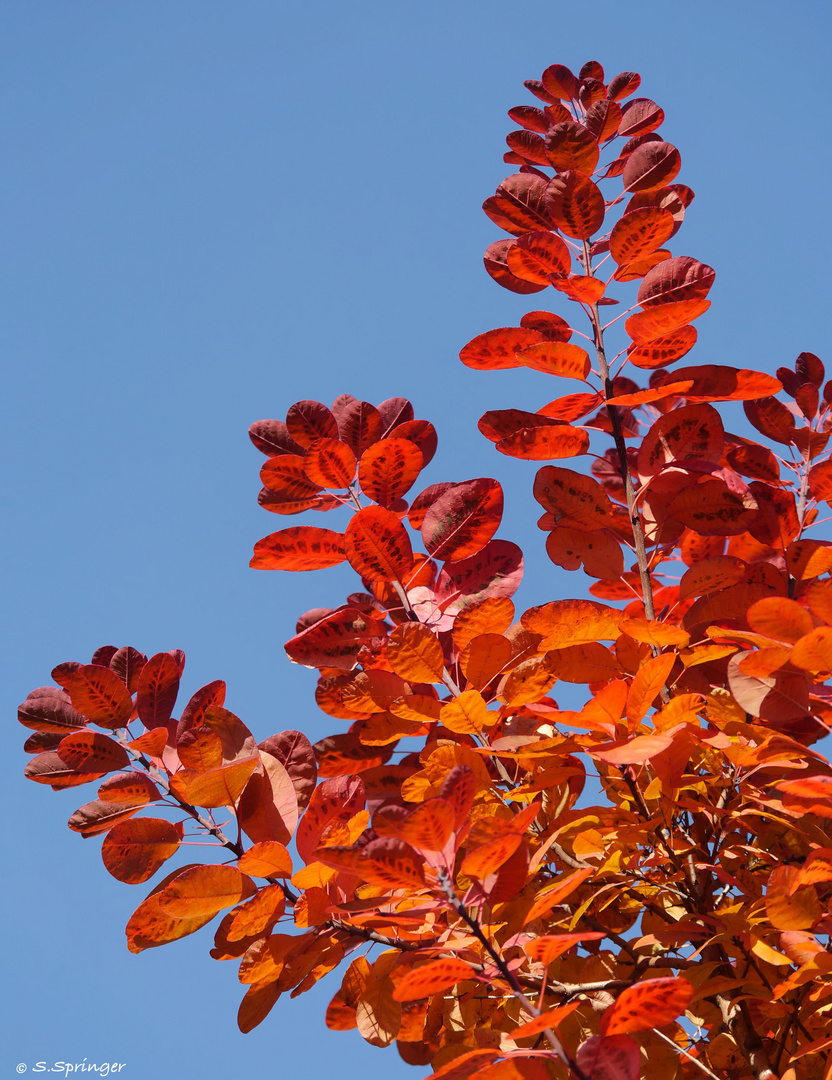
[251,527,346,571]
[101,817,183,884]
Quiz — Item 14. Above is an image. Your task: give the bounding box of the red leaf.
[609,207,674,265]
[284,606,387,670]
[505,231,571,284]
[637,256,715,307]
[137,652,181,729]
[625,299,710,343]
[18,694,87,734]
[607,72,641,102]
[345,506,414,582]
[517,341,591,381]
[546,170,605,239]
[483,240,548,295]
[575,1035,640,1080]
[601,977,693,1034]
[544,121,599,173]
[541,63,579,100]
[258,730,317,813]
[393,958,476,1001]
[68,665,133,728]
[619,98,665,137]
[421,479,503,562]
[285,400,339,448]
[496,425,589,460]
[623,141,681,192]
[248,418,304,457]
[57,731,130,773]
[304,438,357,488]
[626,326,697,369]
[250,527,347,571]
[653,364,781,402]
[296,774,366,863]
[338,399,384,458]
[460,328,544,371]
[358,437,423,506]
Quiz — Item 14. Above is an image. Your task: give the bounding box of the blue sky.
[2,2,830,1078]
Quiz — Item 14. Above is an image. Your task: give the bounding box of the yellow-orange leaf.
[400,799,455,852]
[387,623,446,682]
[747,597,814,644]
[237,841,293,878]
[169,755,259,809]
[440,690,489,734]
[524,868,594,922]
[765,866,822,930]
[452,597,515,649]
[460,634,513,689]
[158,864,255,918]
[511,1001,581,1039]
[523,599,622,649]
[225,884,285,941]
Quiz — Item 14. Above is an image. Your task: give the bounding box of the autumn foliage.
[20,60,832,1080]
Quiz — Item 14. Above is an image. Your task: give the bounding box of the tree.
[18,58,832,1080]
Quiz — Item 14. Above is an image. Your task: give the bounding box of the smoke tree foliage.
[18,59,832,1080]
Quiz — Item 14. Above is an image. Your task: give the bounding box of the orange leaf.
[225,884,285,940]
[387,623,446,682]
[524,868,594,921]
[441,690,489,734]
[589,732,674,765]
[626,653,676,725]
[237,979,282,1034]
[626,325,697,369]
[237,841,293,879]
[511,1001,581,1039]
[238,751,300,844]
[553,274,605,304]
[126,864,216,953]
[460,634,513,689]
[601,976,693,1034]
[747,597,814,644]
[523,933,605,966]
[400,798,456,852]
[791,627,832,673]
[765,866,821,930]
[679,556,747,599]
[158,864,255,918]
[618,618,689,648]
[345,506,414,582]
[250,526,347,571]
[608,381,693,407]
[523,599,622,649]
[453,597,515,649]
[392,958,476,1001]
[97,771,160,805]
[505,230,571,284]
[533,467,613,529]
[101,817,183,884]
[170,755,259,809]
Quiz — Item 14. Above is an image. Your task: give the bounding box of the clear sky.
[2,2,830,1078]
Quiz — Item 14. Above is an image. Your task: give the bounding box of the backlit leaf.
[237,841,293,879]
[57,731,130,773]
[169,755,259,809]
[625,299,710,343]
[303,437,357,488]
[626,325,697,369]
[544,121,600,173]
[440,690,489,734]
[251,527,346,571]
[421,479,503,562]
[392,959,476,1002]
[238,751,300,844]
[68,665,133,728]
[285,400,339,448]
[653,364,781,402]
[533,466,613,528]
[345,506,414,582]
[602,976,693,1034]
[459,327,544,371]
[546,170,605,239]
[497,424,589,460]
[623,141,681,192]
[505,230,571,284]
[258,729,317,813]
[388,623,446,682]
[358,438,423,506]
[518,341,591,381]
[137,652,181,729]
[101,817,183,883]
[523,599,621,648]
[576,1035,641,1080]
[158,864,255,918]
[609,207,674,265]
